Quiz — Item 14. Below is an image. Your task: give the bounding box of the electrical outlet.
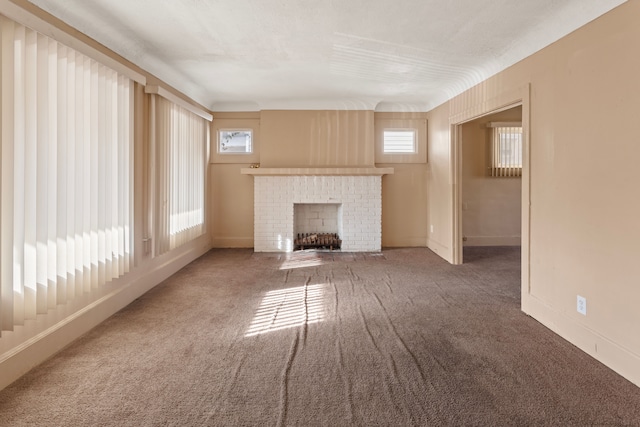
[430,224,434,233]
[577,295,587,315]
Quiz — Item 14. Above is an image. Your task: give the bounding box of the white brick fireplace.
[242,168,393,252]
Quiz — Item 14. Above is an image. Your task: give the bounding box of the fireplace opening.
[294,203,342,251]
[294,233,342,251]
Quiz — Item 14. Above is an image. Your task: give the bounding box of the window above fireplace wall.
[211,117,260,164]
[374,113,427,164]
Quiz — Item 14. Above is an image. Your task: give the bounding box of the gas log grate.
[294,233,342,251]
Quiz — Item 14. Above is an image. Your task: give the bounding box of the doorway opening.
[460,106,523,250]
[450,86,531,307]
[452,99,529,264]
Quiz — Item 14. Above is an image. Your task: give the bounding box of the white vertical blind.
[0,16,134,334]
[491,126,523,177]
[149,94,208,256]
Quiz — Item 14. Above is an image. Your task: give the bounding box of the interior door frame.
[449,84,531,308]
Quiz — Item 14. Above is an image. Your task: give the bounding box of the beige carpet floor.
[0,247,639,426]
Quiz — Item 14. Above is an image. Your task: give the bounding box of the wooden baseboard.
[212,237,254,248]
[463,236,521,246]
[382,236,428,248]
[427,238,453,263]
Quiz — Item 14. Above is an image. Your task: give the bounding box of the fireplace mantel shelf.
[241,167,394,176]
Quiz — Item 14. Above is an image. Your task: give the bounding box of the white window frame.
[383,128,417,154]
[218,129,253,154]
[374,116,427,164]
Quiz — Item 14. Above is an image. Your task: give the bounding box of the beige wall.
[210,164,255,248]
[462,107,522,246]
[211,110,429,248]
[427,1,640,385]
[424,108,453,260]
[260,110,375,167]
[378,163,428,247]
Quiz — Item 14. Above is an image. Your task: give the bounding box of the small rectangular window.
[219,129,253,153]
[491,125,522,177]
[383,129,416,153]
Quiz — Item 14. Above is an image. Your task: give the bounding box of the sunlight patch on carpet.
[245,283,325,337]
[279,252,325,270]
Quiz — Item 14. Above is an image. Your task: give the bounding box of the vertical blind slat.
[89,60,99,289]
[56,44,68,305]
[1,18,16,330]
[13,24,26,324]
[66,48,76,301]
[46,38,58,310]
[82,57,91,293]
[72,49,83,298]
[24,27,37,320]
[35,33,49,314]
[96,64,106,287]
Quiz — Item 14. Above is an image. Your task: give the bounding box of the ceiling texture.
[27,0,626,112]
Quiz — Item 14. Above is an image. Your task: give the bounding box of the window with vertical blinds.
[0,16,134,334]
[490,124,522,177]
[149,94,209,256]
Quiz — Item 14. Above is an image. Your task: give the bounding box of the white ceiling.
[27,0,626,112]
